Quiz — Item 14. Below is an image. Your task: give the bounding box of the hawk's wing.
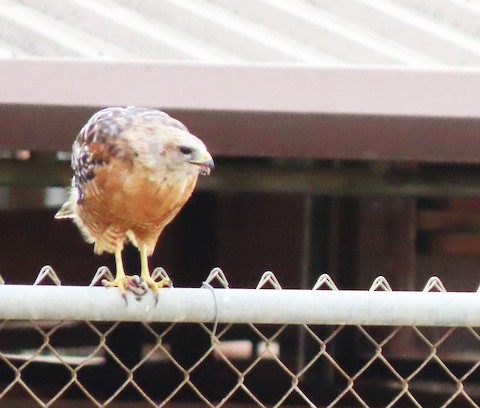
[55,107,190,220]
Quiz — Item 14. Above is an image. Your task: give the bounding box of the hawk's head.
[122,108,214,178]
[162,131,214,177]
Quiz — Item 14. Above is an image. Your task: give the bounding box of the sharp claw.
[101,272,169,305]
[102,277,128,305]
[101,275,150,305]
[125,275,149,298]
[143,277,170,306]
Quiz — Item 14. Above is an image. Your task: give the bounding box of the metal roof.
[3,0,480,66]
[4,59,480,117]
[2,1,480,164]
[2,59,480,164]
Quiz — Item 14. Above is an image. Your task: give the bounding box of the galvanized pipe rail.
[1,284,480,327]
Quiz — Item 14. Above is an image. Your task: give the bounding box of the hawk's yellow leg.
[140,246,171,293]
[102,247,133,295]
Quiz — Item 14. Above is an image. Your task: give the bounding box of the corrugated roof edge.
[2,58,480,118]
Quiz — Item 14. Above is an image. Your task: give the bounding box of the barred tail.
[54,200,76,220]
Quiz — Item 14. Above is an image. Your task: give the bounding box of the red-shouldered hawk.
[55,106,214,297]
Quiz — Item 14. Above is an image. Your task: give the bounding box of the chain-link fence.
[1,267,480,407]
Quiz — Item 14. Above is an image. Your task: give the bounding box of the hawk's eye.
[179,146,192,155]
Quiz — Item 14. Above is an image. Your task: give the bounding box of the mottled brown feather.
[56,106,213,258]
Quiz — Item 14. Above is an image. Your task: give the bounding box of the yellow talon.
[143,276,172,293]
[139,246,171,303]
[102,246,171,304]
[101,276,130,294]
[101,247,151,303]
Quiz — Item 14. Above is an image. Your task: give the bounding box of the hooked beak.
[190,151,214,176]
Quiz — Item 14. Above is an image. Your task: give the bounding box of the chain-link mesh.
[1,267,480,407]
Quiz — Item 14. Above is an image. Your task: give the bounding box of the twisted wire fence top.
[0,266,479,326]
[1,266,480,407]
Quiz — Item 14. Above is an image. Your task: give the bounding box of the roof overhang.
[2,59,480,163]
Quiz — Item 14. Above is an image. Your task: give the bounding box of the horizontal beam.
[2,61,480,162]
[204,165,480,197]
[0,285,479,327]
[2,161,480,197]
[2,106,480,163]
[2,60,480,117]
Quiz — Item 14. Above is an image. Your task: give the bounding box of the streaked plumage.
[56,106,214,296]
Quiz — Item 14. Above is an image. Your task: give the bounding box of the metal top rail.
[0,267,479,327]
[1,285,480,327]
